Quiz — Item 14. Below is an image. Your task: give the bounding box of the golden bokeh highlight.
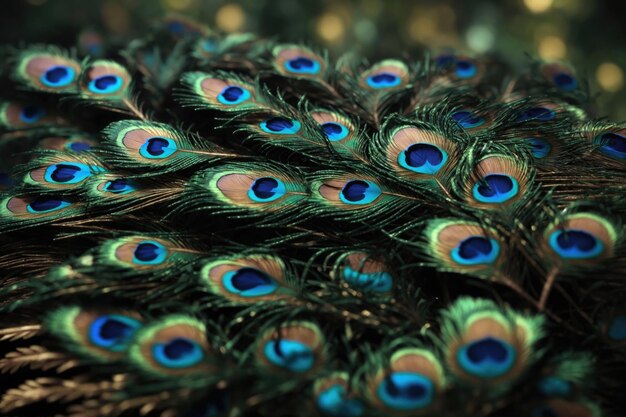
[317,13,345,42]
[596,63,624,93]
[538,36,566,59]
[524,0,553,13]
[216,4,245,33]
[162,0,194,11]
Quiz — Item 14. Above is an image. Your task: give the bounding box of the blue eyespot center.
[68,141,92,152]
[321,122,349,141]
[42,65,76,87]
[223,267,278,297]
[50,164,82,183]
[452,236,500,265]
[260,117,302,134]
[528,138,552,158]
[248,177,286,202]
[400,143,448,174]
[264,339,315,372]
[455,60,477,78]
[317,384,365,417]
[139,137,178,159]
[27,197,70,213]
[517,107,556,122]
[340,180,382,205]
[89,315,141,352]
[548,229,603,259]
[608,315,626,341]
[366,72,401,88]
[342,266,393,293]
[457,337,516,378]
[473,174,519,204]
[20,105,46,123]
[451,110,485,128]
[596,132,626,160]
[104,178,135,194]
[285,56,321,74]
[153,337,205,368]
[537,376,573,397]
[217,85,251,105]
[133,241,168,265]
[377,372,434,410]
[553,72,577,91]
[89,74,123,94]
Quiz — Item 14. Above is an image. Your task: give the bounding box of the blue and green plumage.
[0,14,624,417]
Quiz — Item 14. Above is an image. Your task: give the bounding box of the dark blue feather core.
[27,197,69,213]
[528,138,552,158]
[68,141,92,152]
[549,229,603,259]
[552,72,577,91]
[221,86,243,102]
[473,174,519,203]
[401,143,448,174]
[153,337,205,368]
[608,315,626,341]
[260,117,302,134]
[516,107,556,122]
[251,177,279,199]
[146,138,170,156]
[452,236,500,265]
[50,164,81,183]
[89,315,141,351]
[264,339,315,372]
[134,242,161,262]
[321,122,349,141]
[42,65,76,87]
[451,110,485,128]
[377,372,434,410]
[339,180,383,205]
[139,137,178,159]
[19,105,46,123]
[366,72,401,88]
[457,337,516,378]
[89,75,123,94]
[285,56,321,74]
[105,179,128,192]
[596,132,626,160]
[231,268,274,291]
[455,60,477,78]
[316,384,365,417]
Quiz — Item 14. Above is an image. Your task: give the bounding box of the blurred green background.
[1,0,625,119]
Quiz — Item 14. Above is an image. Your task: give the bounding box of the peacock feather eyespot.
[257,322,324,374]
[451,110,485,129]
[217,85,251,105]
[314,374,365,417]
[368,348,444,412]
[260,117,302,135]
[544,213,616,261]
[537,376,573,397]
[527,137,552,159]
[451,236,500,265]
[152,337,205,368]
[377,372,435,410]
[138,136,178,159]
[67,141,93,152]
[594,132,626,160]
[472,174,519,204]
[334,252,393,294]
[132,240,168,265]
[88,74,124,94]
[284,56,321,74]
[43,163,95,185]
[27,197,71,214]
[339,180,382,205]
[455,59,477,79]
[89,314,142,352]
[456,336,517,378]
[19,104,46,123]
[540,63,578,91]
[247,177,287,202]
[399,143,448,175]
[321,122,349,141]
[608,314,626,341]
[367,72,401,89]
[516,107,556,123]
[41,65,76,87]
[552,72,577,91]
[222,267,279,297]
[103,178,136,194]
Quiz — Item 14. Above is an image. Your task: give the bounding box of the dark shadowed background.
[1,0,625,119]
